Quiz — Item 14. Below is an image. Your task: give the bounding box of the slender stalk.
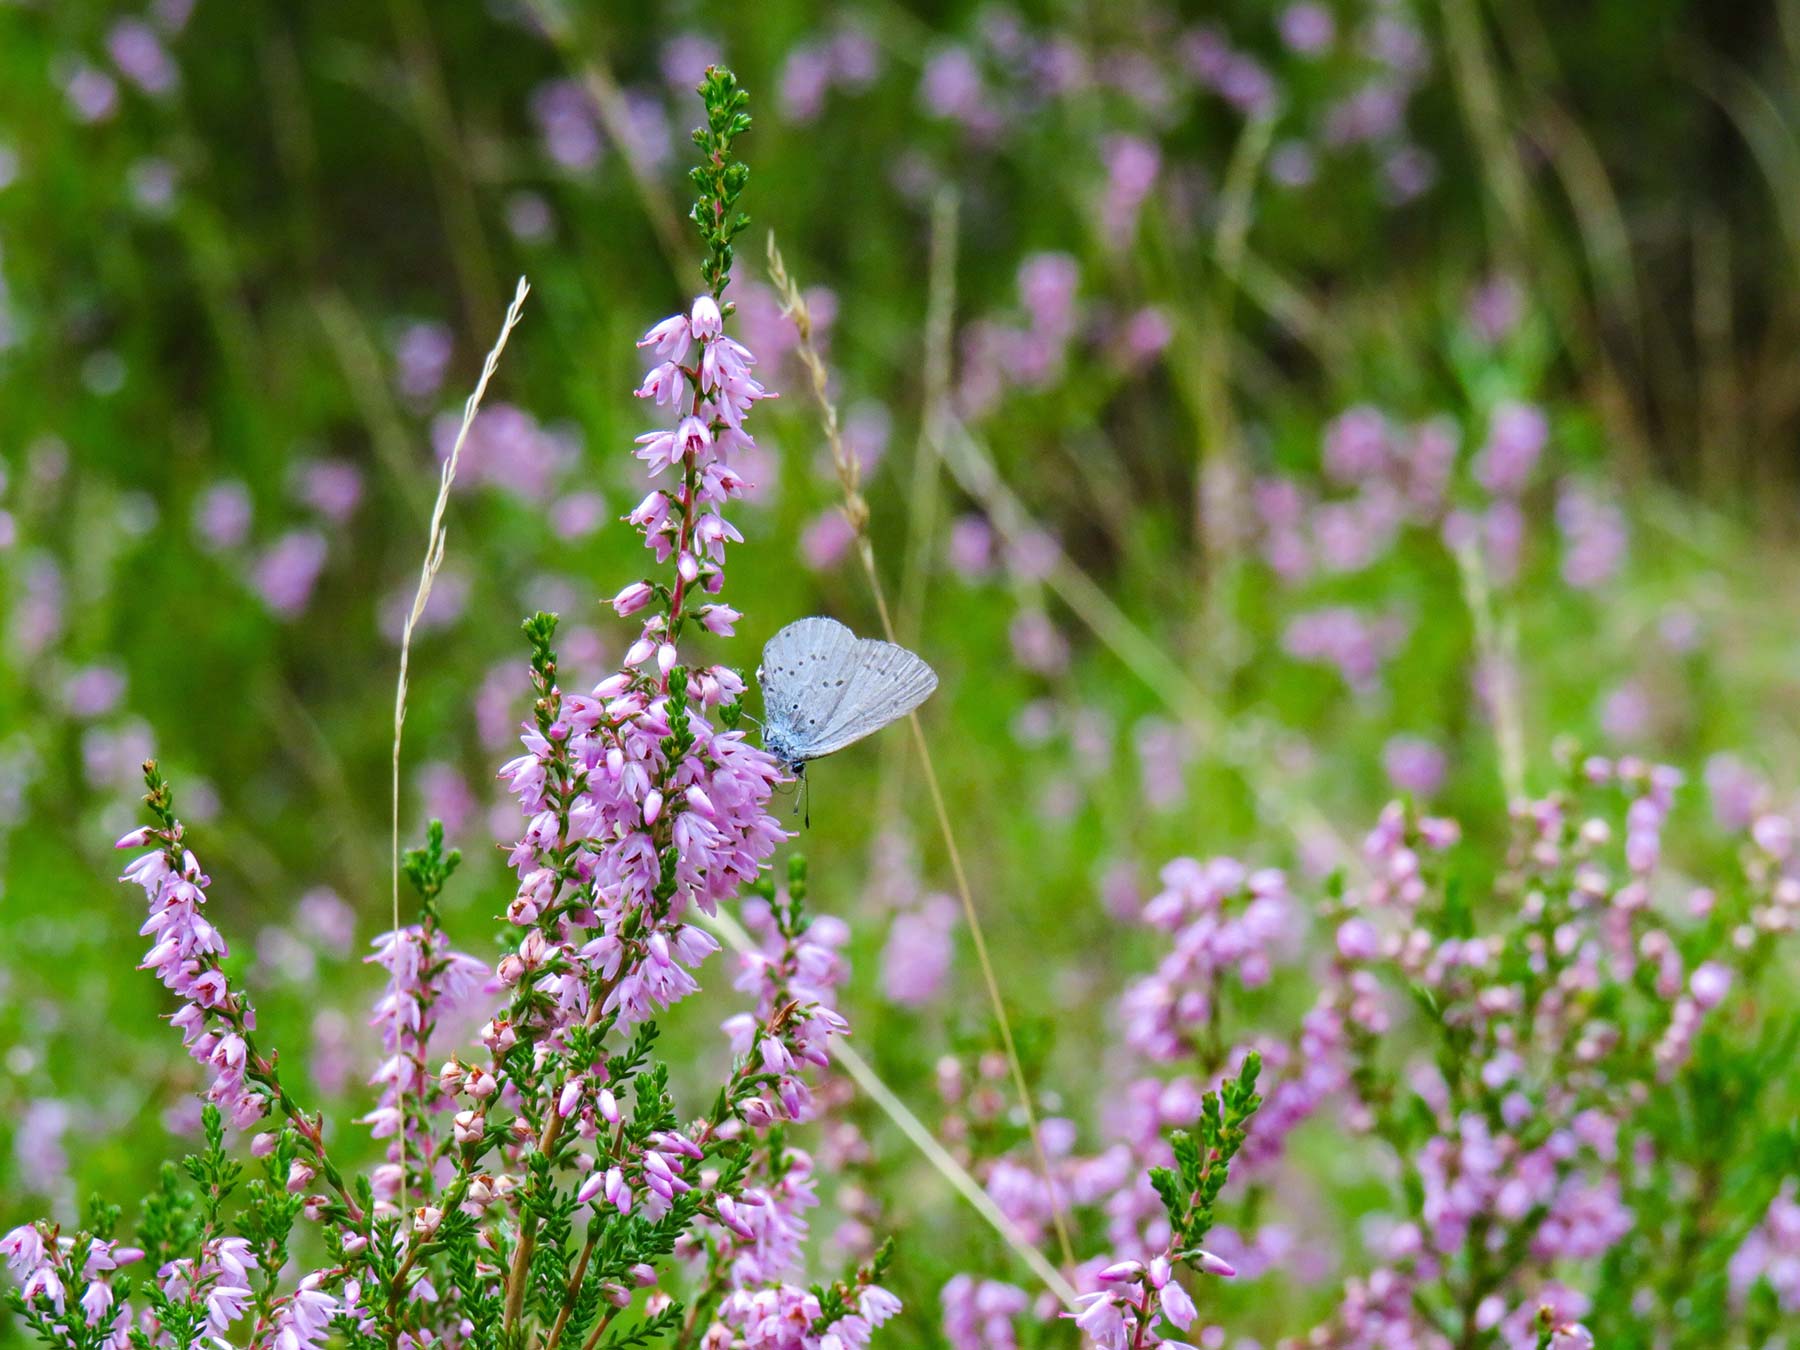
[578,1306,621,1350]
[766,233,1079,1276]
[541,1231,599,1350]
[390,277,531,1214]
[503,992,607,1331]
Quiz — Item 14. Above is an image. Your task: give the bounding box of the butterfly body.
[757,616,938,774]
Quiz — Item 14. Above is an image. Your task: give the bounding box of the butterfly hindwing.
[799,636,938,759]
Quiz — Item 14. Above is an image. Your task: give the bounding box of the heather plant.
[12,4,1800,1349]
[1,71,915,1350]
[901,749,1800,1347]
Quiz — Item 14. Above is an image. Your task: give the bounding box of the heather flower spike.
[4,68,899,1350]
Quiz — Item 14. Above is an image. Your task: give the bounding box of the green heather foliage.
[4,3,1800,1347]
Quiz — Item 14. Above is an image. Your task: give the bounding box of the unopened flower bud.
[481,1019,517,1055]
[559,1078,583,1118]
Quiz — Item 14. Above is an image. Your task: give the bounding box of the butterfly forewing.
[760,617,860,747]
[800,637,939,759]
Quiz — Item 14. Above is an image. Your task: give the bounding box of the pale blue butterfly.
[757,617,938,783]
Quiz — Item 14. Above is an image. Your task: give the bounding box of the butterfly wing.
[760,617,860,755]
[796,637,938,759]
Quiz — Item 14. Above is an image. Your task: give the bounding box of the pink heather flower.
[1556,480,1627,589]
[1118,306,1173,367]
[363,925,488,1206]
[62,664,127,719]
[1383,145,1437,203]
[941,1275,1028,1350]
[1159,1278,1197,1329]
[267,1274,339,1349]
[1473,401,1549,496]
[1382,735,1447,797]
[532,79,603,172]
[552,490,608,539]
[253,530,329,617]
[1100,136,1160,241]
[107,19,178,95]
[1282,606,1409,695]
[919,46,995,135]
[1599,681,1653,745]
[1705,753,1767,830]
[505,189,555,244]
[128,156,178,213]
[393,319,453,402]
[1018,252,1081,341]
[2,1224,47,1277]
[1690,961,1732,1010]
[1280,2,1336,54]
[947,515,995,579]
[612,581,654,616]
[1337,917,1381,963]
[193,479,253,552]
[1323,406,1390,484]
[434,403,574,503]
[1468,275,1524,344]
[690,295,723,341]
[63,63,120,123]
[881,896,957,1007]
[800,509,855,571]
[293,458,364,523]
[1008,608,1069,676]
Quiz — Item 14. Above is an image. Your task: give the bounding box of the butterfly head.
[759,714,807,777]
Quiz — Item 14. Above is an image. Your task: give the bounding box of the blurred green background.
[8,0,1800,1340]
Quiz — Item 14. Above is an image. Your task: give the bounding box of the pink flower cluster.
[712,1280,901,1350]
[1118,858,1293,1062]
[362,925,489,1211]
[1068,1253,1223,1350]
[2,1224,143,1344]
[722,896,852,1128]
[118,822,269,1130]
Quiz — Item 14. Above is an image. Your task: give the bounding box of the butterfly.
[756,617,938,783]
